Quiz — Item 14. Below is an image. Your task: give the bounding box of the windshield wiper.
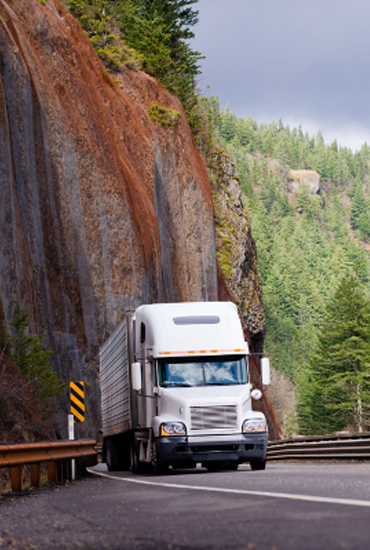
[206,382,239,386]
[162,382,192,387]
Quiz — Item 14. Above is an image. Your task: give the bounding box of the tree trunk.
[357,383,363,433]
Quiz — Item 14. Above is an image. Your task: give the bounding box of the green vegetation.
[7,303,64,424]
[299,272,370,434]
[148,103,179,127]
[61,0,202,119]
[350,178,370,241]
[208,99,370,435]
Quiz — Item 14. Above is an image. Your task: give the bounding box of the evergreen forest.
[209,103,370,435]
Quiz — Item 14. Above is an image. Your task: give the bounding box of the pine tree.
[119,0,201,111]
[299,272,370,434]
[350,179,370,241]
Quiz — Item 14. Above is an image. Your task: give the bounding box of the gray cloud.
[192,0,370,149]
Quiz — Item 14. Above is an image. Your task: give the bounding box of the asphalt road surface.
[2,462,370,549]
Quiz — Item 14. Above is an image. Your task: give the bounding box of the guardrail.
[267,432,370,461]
[0,439,97,493]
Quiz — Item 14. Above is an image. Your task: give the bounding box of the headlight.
[160,422,186,436]
[242,418,267,433]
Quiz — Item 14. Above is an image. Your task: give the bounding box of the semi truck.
[99,301,270,474]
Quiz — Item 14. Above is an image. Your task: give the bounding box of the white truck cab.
[100,302,270,473]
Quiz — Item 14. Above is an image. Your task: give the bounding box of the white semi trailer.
[99,301,270,474]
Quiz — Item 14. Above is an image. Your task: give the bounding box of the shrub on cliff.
[64,0,142,70]
[6,303,64,425]
[148,103,179,127]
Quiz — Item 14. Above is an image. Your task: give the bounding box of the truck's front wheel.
[250,459,266,471]
[151,441,168,475]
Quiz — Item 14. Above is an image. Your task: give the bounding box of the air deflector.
[173,316,220,325]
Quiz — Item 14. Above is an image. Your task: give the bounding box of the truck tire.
[250,459,266,471]
[121,446,131,471]
[130,436,149,474]
[130,437,140,474]
[151,441,168,475]
[120,433,131,471]
[106,439,120,472]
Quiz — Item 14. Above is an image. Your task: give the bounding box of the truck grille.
[190,405,238,431]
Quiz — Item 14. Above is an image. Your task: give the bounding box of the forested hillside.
[209,103,370,435]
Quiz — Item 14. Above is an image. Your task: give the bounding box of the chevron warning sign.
[70,381,85,423]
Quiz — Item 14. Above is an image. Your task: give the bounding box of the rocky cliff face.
[208,152,281,438]
[0,0,280,438]
[208,152,265,351]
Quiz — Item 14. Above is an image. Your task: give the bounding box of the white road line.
[87,467,370,508]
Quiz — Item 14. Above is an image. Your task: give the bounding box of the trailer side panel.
[100,319,131,436]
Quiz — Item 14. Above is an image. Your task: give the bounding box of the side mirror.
[131,362,142,391]
[251,389,262,400]
[261,357,270,386]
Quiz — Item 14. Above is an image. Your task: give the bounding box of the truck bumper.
[156,432,268,467]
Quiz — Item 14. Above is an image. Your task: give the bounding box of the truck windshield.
[158,355,248,387]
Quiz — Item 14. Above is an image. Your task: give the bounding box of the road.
[2,462,370,549]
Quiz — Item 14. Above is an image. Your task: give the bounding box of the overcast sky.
[191,0,370,151]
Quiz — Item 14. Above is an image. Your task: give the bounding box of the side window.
[158,362,166,386]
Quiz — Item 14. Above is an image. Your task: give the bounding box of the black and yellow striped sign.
[70,381,85,423]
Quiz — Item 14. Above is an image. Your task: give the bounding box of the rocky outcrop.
[208,152,282,440]
[0,0,280,439]
[289,169,320,194]
[208,152,265,351]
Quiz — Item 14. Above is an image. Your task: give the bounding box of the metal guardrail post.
[10,466,22,493]
[47,461,57,484]
[30,464,41,488]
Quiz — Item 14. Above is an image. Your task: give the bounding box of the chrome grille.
[190,405,238,431]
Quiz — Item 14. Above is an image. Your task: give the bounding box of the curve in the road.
[87,467,370,509]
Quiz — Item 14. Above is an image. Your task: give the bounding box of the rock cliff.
[0,0,280,439]
[208,152,265,351]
